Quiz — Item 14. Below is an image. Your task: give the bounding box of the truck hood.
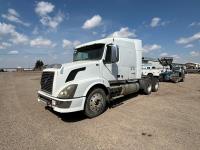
[61,60,100,70]
[43,60,100,72]
[51,60,101,96]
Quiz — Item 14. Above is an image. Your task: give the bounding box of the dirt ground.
[0,72,200,150]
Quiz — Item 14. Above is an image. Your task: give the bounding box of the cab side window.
[105,45,112,63]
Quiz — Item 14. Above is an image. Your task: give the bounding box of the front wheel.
[84,88,107,118]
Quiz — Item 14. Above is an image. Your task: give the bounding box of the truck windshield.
[73,44,105,61]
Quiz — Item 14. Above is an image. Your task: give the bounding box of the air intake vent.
[41,72,54,94]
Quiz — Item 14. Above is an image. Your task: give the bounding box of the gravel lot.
[0,72,200,150]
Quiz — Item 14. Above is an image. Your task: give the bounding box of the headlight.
[57,84,78,99]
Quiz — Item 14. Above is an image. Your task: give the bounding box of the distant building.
[24,68,33,71]
[3,68,17,72]
[0,67,33,72]
[17,67,23,72]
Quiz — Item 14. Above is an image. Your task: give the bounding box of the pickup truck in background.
[142,64,161,78]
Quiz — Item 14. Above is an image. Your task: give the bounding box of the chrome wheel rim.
[155,83,159,90]
[89,93,104,112]
[147,85,152,93]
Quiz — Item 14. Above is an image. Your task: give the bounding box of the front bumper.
[38,91,86,113]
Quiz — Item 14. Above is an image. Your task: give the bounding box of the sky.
[0,0,200,68]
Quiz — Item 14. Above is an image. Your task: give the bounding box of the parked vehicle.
[0,69,4,72]
[142,64,161,78]
[159,57,185,83]
[38,38,159,118]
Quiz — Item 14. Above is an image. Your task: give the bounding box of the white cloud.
[184,44,193,48]
[62,39,81,49]
[150,17,169,28]
[8,50,18,54]
[62,39,71,48]
[189,22,200,27]
[82,15,102,29]
[35,2,64,29]
[160,21,170,26]
[190,51,200,57]
[109,27,136,38]
[8,9,19,17]
[0,42,12,49]
[159,52,180,59]
[189,22,195,27]
[0,22,15,35]
[143,44,161,53]
[150,17,161,27]
[171,54,180,59]
[92,31,97,35]
[73,40,81,46]
[35,1,54,16]
[2,8,30,27]
[0,44,6,49]
[176,32,200,44]
[32,26,39,35]
[40,12,64,29]
[30,37,56,48]
[9,32,29,44]
[0,22,28,45]
[160,52,168,57]
[101,33,106,38]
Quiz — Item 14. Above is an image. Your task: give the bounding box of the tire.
[180,77,184,82]
[147,73,153,78]
[152,77,159,92]
[159,75,164,82]
[172,78,179,83]
[84,88,107,118]
[143,78,152,95]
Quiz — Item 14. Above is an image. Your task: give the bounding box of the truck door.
[102,45,118,81]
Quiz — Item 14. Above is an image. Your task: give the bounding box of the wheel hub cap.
[89,93,103,112]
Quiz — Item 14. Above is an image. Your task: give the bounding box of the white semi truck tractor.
[38,38,159,118]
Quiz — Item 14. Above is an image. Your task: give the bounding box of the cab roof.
[75,38,141,49]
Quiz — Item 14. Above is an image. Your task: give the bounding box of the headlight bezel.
[57,84,78,99]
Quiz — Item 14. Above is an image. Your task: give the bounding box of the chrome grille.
[40,72,54,94]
